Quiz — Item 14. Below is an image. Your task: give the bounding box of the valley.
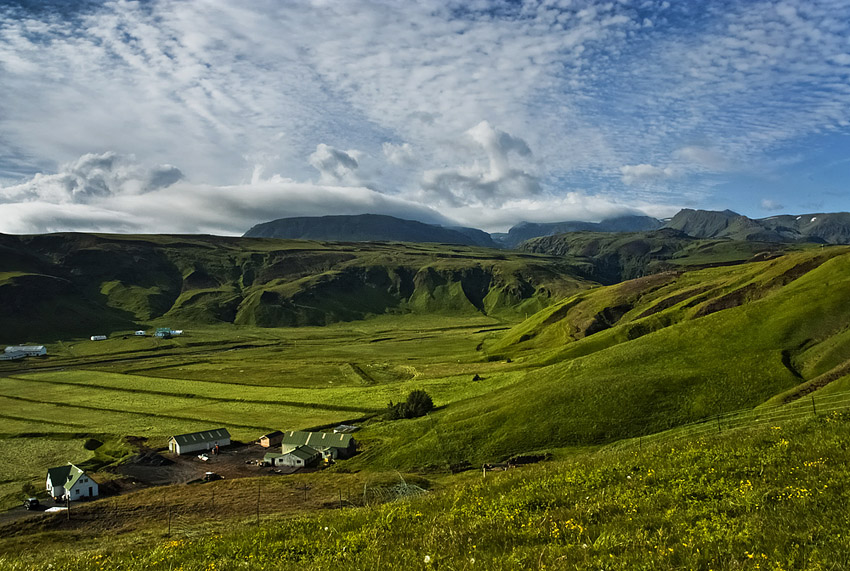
[1,232,850,570]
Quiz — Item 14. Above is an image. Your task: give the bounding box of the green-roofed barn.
[168,428,231,455]
[272,446,322,468]
[46,463,98,501]
[280,430,356,459]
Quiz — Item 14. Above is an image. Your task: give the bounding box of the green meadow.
[2,233,850,568]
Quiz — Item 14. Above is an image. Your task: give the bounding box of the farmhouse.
[4,345,47,357]
[90,335,107,341]
[134,330,146,336]
[265,445,321,468]
[259,430,284,448]
[280,430,356,459]
[46,463,98,501]
[168,428,231,455]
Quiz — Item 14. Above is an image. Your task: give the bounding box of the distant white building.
[134,330,146,336]
[90,335,107,341]
[4,345,46,357]
[46,463,98,501]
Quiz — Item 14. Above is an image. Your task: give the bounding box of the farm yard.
[0,314,520,510]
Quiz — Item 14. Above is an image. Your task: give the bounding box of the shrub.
[387,389,434,420]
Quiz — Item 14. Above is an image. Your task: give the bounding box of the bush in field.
[387,389,434,420]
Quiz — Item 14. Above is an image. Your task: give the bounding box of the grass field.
[2,411,848,570]
[0,314,525,509]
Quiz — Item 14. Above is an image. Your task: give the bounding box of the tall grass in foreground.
[3,412,849,570]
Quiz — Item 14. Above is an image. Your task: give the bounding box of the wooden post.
[167,506,172,536]
[256,481,261,527]
[717,415,721,434]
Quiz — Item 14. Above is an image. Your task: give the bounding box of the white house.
[168,428,231,455]
[3,345,46,357]
[46,463,98,501]
[90,335,107,341]
[134,330,146,336]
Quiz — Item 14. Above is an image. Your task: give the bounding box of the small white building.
[46,463,98,501]
[4,345,47,357]
[90,335,107,341]
[168,428,231,455]
[134,330,146,336]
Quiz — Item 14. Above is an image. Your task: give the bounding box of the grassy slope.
[3,413,849,570]
[355,247,850,469]
[520,229,807,283]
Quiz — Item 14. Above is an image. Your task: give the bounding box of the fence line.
[603,388,850,453]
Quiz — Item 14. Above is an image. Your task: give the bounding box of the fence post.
[811,395,817,417]
[716,415,721,434]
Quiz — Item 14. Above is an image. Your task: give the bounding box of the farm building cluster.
[263,430,357,468]
[1,345,46,361]
[166,427,357,469]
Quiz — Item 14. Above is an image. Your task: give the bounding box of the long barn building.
[168,428,231,455]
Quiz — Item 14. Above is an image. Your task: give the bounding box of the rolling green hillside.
[355,246,850,469]
[0,233,592,343]
[4,413,849,570]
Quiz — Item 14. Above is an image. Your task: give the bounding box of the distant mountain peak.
[243,214,497,248]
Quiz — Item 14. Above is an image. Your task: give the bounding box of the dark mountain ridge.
[243,214,497,248]
[665,209,850,244]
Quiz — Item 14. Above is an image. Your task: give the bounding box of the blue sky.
[0,0,848,234]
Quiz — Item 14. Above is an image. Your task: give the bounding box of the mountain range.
[244,209,850,248]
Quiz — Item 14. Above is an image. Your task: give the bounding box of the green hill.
[520,228,805,283]
[4,413,849,570]
[0,233,592,343]
[355,246,850,468]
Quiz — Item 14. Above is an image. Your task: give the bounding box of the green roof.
[46,463,87,491]
[280,431,353,450]
[264,452,285,461]
[170,428,230,446]
[287,445,320,461]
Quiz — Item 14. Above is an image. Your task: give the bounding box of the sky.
[1,0,849,235]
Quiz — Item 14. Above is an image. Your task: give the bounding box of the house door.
[88,487,93,496]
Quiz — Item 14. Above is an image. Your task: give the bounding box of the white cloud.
[1,0,850,232]
[308,144,361,185]
[0,152,182,204]
[760,198,784,211]
[674,146,733,172]
[619,163,675,185]
[439,191,681,233]
[0,153,449,235]
[420,121,540,207]
[382,142,416,166]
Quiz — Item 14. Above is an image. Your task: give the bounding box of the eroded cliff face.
[0,233,589,340]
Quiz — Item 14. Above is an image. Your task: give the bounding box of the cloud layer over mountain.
[1,0,849,234]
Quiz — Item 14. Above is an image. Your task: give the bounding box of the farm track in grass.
[0,393,278,432]
[5,375,381,414]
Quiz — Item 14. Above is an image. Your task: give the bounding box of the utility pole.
[256,481,261,527]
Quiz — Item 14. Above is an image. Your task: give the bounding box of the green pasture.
[3,411,850,570]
